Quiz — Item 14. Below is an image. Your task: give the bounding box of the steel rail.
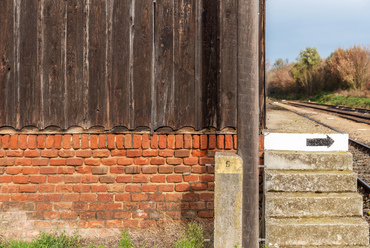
[287,101,370,122]
[297,101,370,114]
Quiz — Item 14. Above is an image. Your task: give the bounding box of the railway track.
[290,101,370,114]
[286,101,370,125]
[281,103,370,187]
[278,101,370,223]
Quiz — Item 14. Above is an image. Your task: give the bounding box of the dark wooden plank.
[66,0,85,129]
[173,0,196,130]
[194,0,202,131]
[18,0,41,129]
[219,0,238,129]
[201,0,219,128]
[154,0,174,129]
[42,0,65,129]
[0,1,16,127]
[132,0,153,128]
[109,0,131,129]
[88,0,107,127]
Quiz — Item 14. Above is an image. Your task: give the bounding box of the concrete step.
[265,217,369,246]
[265,170,357,192]
[264,150,352,170]
[265,192,363,218]
[282,246,370,248]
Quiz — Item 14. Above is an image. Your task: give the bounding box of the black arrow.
[306,135,334,148]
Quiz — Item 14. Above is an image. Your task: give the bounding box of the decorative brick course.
[0,132,251,236]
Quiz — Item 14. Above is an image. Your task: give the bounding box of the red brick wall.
[0,133,237,238]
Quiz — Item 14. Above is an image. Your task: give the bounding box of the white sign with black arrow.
[264,133,348,151]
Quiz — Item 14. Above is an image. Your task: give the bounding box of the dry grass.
[130,220,213,248]
[80,220,213,248]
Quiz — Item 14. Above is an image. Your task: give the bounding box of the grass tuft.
[309,92,370,109]
[0,221,214,247]
[0,231,81,248]
[119,230,134,248]
[174,223,204,248]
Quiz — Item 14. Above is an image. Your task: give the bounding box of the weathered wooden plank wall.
[0,0,249,131]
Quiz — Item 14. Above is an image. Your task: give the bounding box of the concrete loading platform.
[264,103,369,247]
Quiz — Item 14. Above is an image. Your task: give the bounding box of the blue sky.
[266,0,370,65]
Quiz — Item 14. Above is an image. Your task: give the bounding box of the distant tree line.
[267,45,370,97]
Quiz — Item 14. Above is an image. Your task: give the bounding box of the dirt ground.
[79,220,214,248]
[265,101,336,134]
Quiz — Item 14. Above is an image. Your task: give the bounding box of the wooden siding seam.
[194,0,202,130]
[129,0,135,129]
[105,0,113,129]
[15,0,20,129]
[38,0,44,129]
[151,0,156,134]
[83,0,90,129]
[171,0,175,130]
[62,0,68,130]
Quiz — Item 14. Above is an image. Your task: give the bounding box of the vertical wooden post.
[237,0,259,247]
[259,0,266,130]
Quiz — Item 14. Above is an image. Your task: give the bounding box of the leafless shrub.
[267,63,297,96]
[326,45,370,91]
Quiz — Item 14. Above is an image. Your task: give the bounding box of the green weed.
[271,91,370,110]
[310,93,370,109]
[0,231,81,248]
[119,230,134,248]
[174,223,204,248]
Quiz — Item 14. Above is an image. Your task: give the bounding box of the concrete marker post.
[214,152,243,248]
